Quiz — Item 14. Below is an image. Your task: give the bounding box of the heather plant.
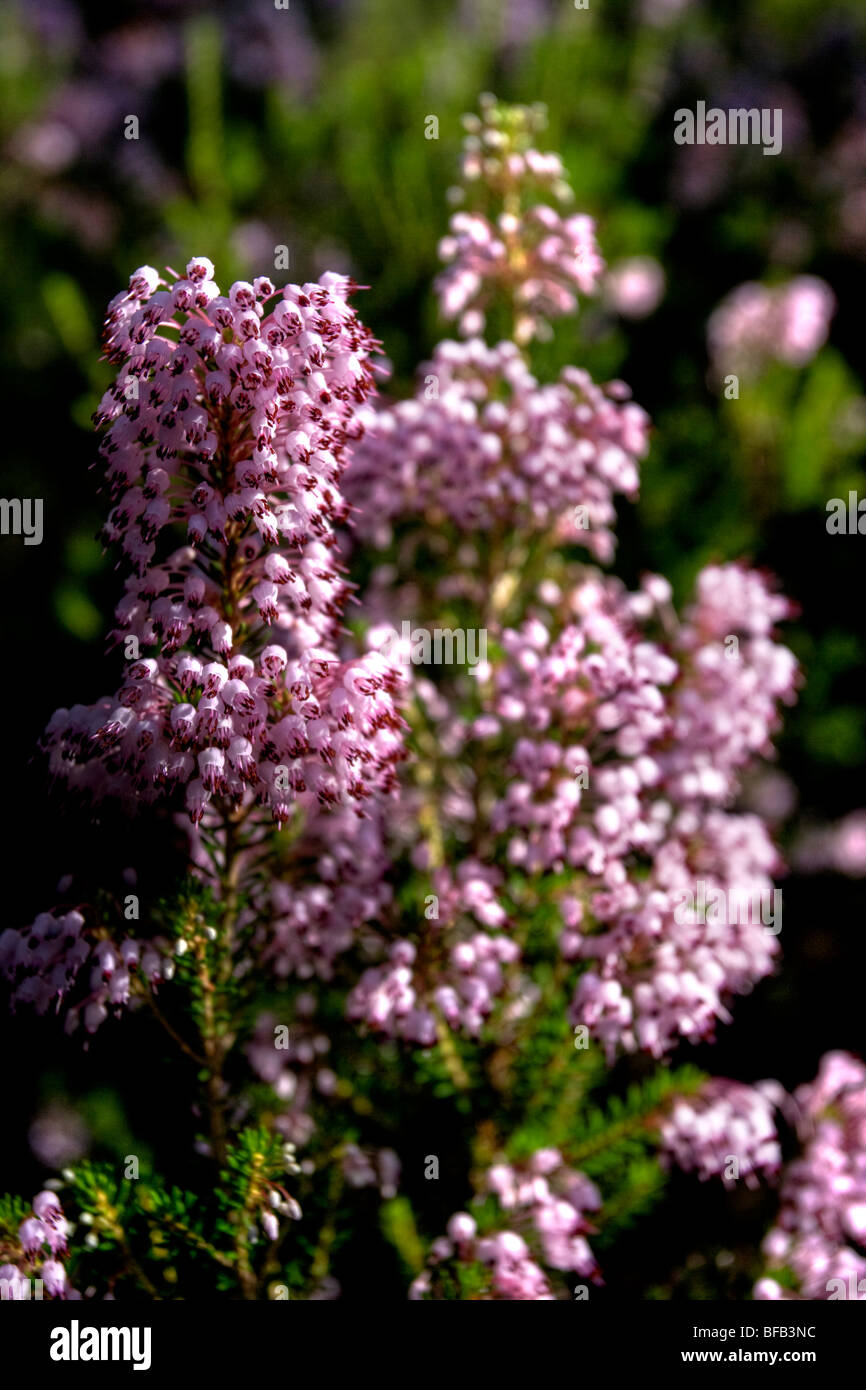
[2,94,864,1303]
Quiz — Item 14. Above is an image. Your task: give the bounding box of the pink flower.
[0,1265,30,1300]
[661,1079,783,1187]
[42,260,405,829]
[604,257,666,319]
[708,276,835,379]
[41,1260,67,1299]
[435,96,603,341]
[757,1053,866,1299]
[348,343,646,564]
[18,1218,47,1254]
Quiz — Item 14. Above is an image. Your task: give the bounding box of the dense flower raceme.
[707,275,835,381]
[261,805,397,980]
[43,258,405,828]
[344,105,801,1065]
[409,1151,602,1300]
[0,905,173,1036]
[344,560,797,1060]
[2,260,407,1032]
[660,1079,784,1187]
[347,339,647,563]
[342,115,796,1062]
[347,860,523,1045]
[517,566,795,1057]
[436,95,604,342]
[0,1191,74,1300]
[756,1052,866,1301]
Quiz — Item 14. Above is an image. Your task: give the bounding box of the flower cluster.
[258,1143,304,1241]
[246,1007,338,1149]
[475,564,796,1057]
[484,1151,602,1278]
[660,1079,783,1187]
[348,340,647,562]
[436,94,604,342]
[341,1145,401,1200]
[340,557,794,1064]
[342,105,801,1088]
[5,260,409,1041]
[3,91,824,1303]
[44,259,405,828]
[410,1216,556,1300]
[347,931,522,1045]
[262,805,396,979]
[409,1150,602,1301]
[569,806,784,1059]
[756,1052,866,1301]
[707,275,835,379]
[0,908,172,1035]
[0,1191,73,1300]
[346,860,516,1043]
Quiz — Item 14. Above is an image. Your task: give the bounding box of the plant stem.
[142,988,207,1067]
[434,1010,471,1090]
[148,1212,235,1269]
[234,1149,266,1300]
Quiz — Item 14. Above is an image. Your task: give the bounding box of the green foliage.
[55,1127,297,1299]
[568,1066,706,1173]
[779,353,865,510]
[0,1193,30,1241]
[215,1126,285,1220]
[380,1196,425,1277]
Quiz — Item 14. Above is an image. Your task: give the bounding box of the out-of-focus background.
[1,0,865,1298]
